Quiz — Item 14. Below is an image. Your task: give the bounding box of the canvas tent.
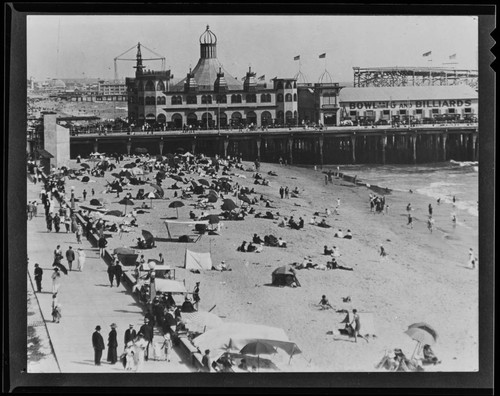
[164,219,209,242]
[184,249,213,271]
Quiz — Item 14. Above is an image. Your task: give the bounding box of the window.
[383,110,390,115]
[277,93,283,102]
[285,81,292,89]
[349,111,357,116]
[260,93,271,103]
[231,94,242,104]
[285,93,292,102]
[145,80,155,91]
[157,96,166,105]
[432,109,439,114]
[464,108,472,113]
[187,95,197,104]
[216,94,227,104]
[399,109,407,115]
[293,93,297,102]
[277,81,283,90]
[246,94,256,103]
[201,95,212,104]
[171,96,182,105]
[448,108,456,114]
[157,81,165,91]
[415,109,423,114]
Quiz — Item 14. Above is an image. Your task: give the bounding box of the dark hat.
[96,325,101,330]
[196,281,200,284]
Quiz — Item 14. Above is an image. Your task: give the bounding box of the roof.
[171,58,242,92]
[339,85,478,102]
[35,148,54,159]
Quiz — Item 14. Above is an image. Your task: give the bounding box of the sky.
[27,15,478,83]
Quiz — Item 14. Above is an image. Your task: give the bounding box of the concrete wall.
[43,114,70,169]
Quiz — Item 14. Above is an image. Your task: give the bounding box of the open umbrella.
[124,163,136,169]
[170,174,184,183]
[105,210,123,217]
[89,198,101,206]
[80,163,90,169]
[240,341,277,371]
[53,262,68,275]
[148,183,164,198]
[81,176,90,183]
[221,198,238,212]
[147,191,156,208]
[238,194,252,205]
[405,323,438,346]
[169,200,185,218]
[119,198,134,215]
[198,178,210,187]
[142,230,155,246]
[207,193,218,203]
[205,214,220,225]
[111,173,121,179]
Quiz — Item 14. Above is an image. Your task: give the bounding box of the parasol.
[238,194,252,205]
[119,198,134,215]
[105,210,123,217]
[89,198,101,206]
[141,229,155,246]
[148,183,164,198]
[147,191,156,208]
[124,163,136,169]
[405,323,438,346]
[198,179,210,187]
[168,200,185,218]
[80,163,90,169]
[221,198,238,212]
[239,341,277,371]
[53,262,68,275]
[170,174,184,183]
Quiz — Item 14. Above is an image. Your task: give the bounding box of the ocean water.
[334,161,479,217]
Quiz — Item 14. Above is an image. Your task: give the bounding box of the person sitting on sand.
[277,237,287,248]
[309,216,317,225]
[238,358,249,371]
[421,344,441,365]
[327,258,353,271]
[189,210,196,220]
[247,243,257,253]
[334,229,344,238]
[332,246,340,257]
[302,257,316,269]
[344,229,353,239]
[319,295,333,310]
[237,241,248,252]
[181,296,195,313]
[324,246,333,255]
[326,208,331,217]
[317,219,331,228]
[278,217,286,228]
[253,234,263,244]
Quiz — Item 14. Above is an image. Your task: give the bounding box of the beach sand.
[57,158,478,372]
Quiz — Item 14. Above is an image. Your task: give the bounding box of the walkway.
[26,178,193,373]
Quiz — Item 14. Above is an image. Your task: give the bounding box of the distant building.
[126,25,298,129]
[98,80,127,96]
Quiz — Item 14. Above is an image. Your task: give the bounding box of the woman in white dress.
[76,248,86,271]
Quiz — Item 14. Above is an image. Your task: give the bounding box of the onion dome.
[319,69,333,84]
[199,25,217,44]
[200,25,217,59]
[214,67,228,93]
[243,67,257,92]
[184,69,199,92]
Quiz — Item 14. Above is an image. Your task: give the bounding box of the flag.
[319,53,326,59]
[258,75,265,81]
[294,55,300,61]
[449,53,457,60]
[422,51,432,57]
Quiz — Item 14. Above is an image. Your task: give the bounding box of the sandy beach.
[47,158,478,372]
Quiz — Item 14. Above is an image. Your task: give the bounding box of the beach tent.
[192,322,290,362]
[271,265,300,287]
[164,219,209,242]
[184,249,213,271]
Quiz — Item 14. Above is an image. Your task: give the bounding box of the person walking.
[107,261,116,287]
[53,213,61,233]
[91,188,95,196]
[92,325,105,366]
[162,333,172,362]
[279,186,284,199]
[114,261,123,287]
[51,267,61,294]
[76,248,86,271]
[284,186,289,199]
[76,223,83,244]
[138,317,154,361]
[468,248,476,269]
[34,263,43,292]
[349,309,365,343]
[83,189,87,201]
[124,324,137,345]
[107,323,118,364]
[98,235,108,257]
[379,245,387,261]
[201,349,212,372]
[193,282,201,311]
[428,204,433,216]
[27,202,34,221]
[32,201,38,218]
[64,215,71,233]
[407,213,413,228]
[65,246,75,272]
[46,213,53,232]
[51,294,62,323]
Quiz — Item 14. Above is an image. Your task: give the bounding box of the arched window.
[157,80,165,91]
[277,111,284,124]
[201,95,212,104]
[171,113,183,128]
[145,80,155,91]
[157,113,166,123]
[277,93,283,102]
[246,94,256,103]
[231,94,242,104]
[246,111,257,124]
[285,111,293,124]
[293,81,297,88]
[216,94,227,104]
[285,93,292,102]
[231,111,242,125]
[261,111,272,126]
[186,113,198,126]
[187,95,197,104]
[171,95,182,105]
[277,81,283,90]
[285,81,292,89]
[293,93,297,102]
[261,93,271,103]
[144,96,152,105]
[218,112,228,127]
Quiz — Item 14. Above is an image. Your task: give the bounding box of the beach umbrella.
[119,198,134,215]
[141,230,155,246]
[272,265,296,276]
[105,210,123,217]
[148,183,164,198]
[124,163,136,169]
[221,198,238,212]
[147,191,156,208]
[89,198,101,206]
[238,194,252,205]
[205,214,220,225]
[53,262,68,275]
[207,194,218,203]
[111,173,121,179]
[240,341,277,371]
[81,176,90,183]
[198,178,210,187]
[170,174,184,183]
[169,200,185,218]
[404,323,438,346]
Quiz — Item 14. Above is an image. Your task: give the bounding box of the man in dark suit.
[65,246,75,271]
[92,325,105,365]
[138,317,153,361]
[124,324,137,345]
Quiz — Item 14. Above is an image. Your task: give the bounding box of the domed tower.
[200,25,217,59]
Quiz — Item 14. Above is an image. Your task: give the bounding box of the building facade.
[126,26,298,129]
[98,80,128,96]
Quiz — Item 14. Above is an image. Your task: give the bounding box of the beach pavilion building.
[126,25,298,130]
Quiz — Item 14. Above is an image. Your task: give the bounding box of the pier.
[70,124,478,165]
